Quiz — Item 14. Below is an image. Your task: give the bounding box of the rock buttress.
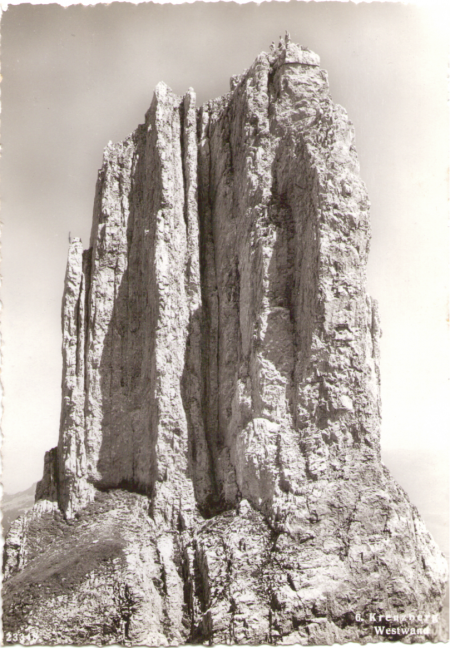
[4,41,448,645]
[36,83,213,526]
[198,45,381,517]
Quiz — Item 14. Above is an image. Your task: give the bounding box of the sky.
[1,1,449,554]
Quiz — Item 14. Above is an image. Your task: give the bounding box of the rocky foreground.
[3,39,447,645]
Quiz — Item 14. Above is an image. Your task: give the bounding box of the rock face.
[3,41,447,645]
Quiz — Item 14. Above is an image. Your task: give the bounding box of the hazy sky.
[1,1,448,553]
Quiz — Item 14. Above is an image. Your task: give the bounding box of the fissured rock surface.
[3,40,447,645]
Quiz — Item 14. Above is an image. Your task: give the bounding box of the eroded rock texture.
[3,41,447,645]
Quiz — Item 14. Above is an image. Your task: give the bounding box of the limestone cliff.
[3,40,447,645]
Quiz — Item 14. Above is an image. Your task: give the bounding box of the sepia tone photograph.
[1,0,449,644]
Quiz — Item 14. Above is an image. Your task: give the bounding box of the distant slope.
[2,483,36,536]
[382,448,449,558]
[382,448,449,634]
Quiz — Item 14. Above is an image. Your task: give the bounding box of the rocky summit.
[3,39,447,645]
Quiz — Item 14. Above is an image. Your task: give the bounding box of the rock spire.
[3,41,447,645]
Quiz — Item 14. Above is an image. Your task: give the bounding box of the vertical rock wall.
[50,43,382,525]
[192,44,381,519]
[50,84,214,526]
[5,40,446,646]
